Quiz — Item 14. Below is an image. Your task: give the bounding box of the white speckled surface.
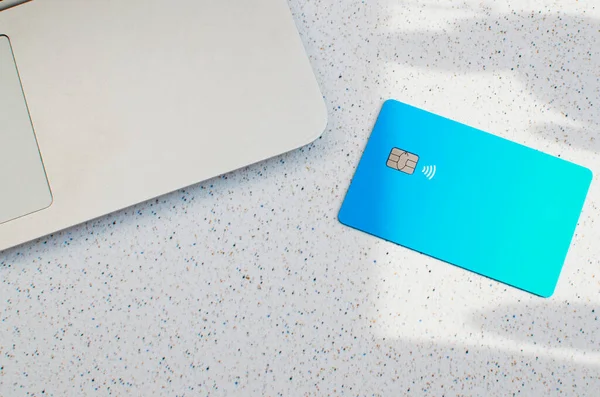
[1,0,600,395]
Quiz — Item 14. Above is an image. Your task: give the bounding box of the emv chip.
[386,148,419,174]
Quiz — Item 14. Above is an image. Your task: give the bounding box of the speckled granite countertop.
[1,0,599,396]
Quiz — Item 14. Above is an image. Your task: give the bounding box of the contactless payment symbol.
[421,165,437,180]
[386,148,419,175]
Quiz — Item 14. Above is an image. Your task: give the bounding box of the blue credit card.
[339,100,593,297]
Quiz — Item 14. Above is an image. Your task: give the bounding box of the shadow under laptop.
[0,129,335,261]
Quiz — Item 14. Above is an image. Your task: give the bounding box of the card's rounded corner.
[382,98,400,109]
[583,167,594,184]
[337,209,349,227]
[537,285,557,299]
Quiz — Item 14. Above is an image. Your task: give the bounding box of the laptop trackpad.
[0,36,52,224]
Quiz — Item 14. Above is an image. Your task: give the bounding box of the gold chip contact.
[386,148,419,174]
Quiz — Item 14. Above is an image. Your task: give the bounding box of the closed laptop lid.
[0,0,326,251]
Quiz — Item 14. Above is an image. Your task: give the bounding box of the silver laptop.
[0,0,326,251]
